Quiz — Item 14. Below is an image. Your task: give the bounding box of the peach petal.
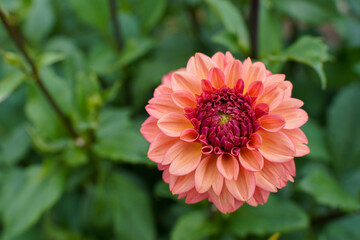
[180,128,199,142]
[265,160,287,182]
[194,53,219,79]
[201,79,214,92]
[239,148,264,171]
[154,85,172,96]
[282,128,308,144]
[171,91,196,108]
[216,153,239,180]
[257,87,285,111]
[167,141,202,175]
[283,129,310,157]
[243,57,252,72]
[146,94,182,119]
[225,167,256,201]
[258,130,295,162]
[273,108,308,129]
[246,197,258,207]
[224,60,244,88]
[162,167,170,183]
[140,116,160,143]
[208,67,225,89]
[278,81,293,99]
[282,160,296,176]
[273,98,304,111]
[186,56,197,75]
[211,52,225,70]
[259,113,286,132]
[224,51,235,64]
[246,81,264,97]
[234,78,245,93]
[254,170,278,192]
[184,188,209,204]
[171,71,202,95]
[148,133,179,163]
[252,187,270,205]
[171,172,195,194]
[208,188,236,214]
[195,155,224,195]
[265,74,285,85]
[244,62,266,92]
[246,133,262,150]
[157,112,193,137]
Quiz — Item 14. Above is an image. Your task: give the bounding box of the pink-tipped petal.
[146,94,182,119]
[194,53,219,79]
[246,133,262,150]
[258,129,295,162]
[158,112,193,137]
[225,167,256,201]
[216,153,239,180]
[265,74,285,85]
[252,187,270,205]
[254,171,278,192]
[180,128,199,142]
[184,188,209,204]
[208,188,236,214]
[140,116,160,142]
[239,148,264,171]
[186,56,197,75]
[257,87,285,111]
[171,91,197,108]
[282,129,310,157]
[246,81,264,98]
[244,62,266,92]
[224,60,244,88]
[195,155,224,195]
[154,85,172,96]
[273,108,308,129]
[171,172,195,194]
[278,81,293,99]
[171,71,202,95]
[224,51,235,64]
[167,141,202,175]
[283,160,296,177]
[148,133,179,163]
[259,113,286,132]
[208,67,225,89]
[212,52,226,70]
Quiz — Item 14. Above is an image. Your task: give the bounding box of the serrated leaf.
[230,196,309,237]
[206,0,249,53]
[327,82,360,173]
[170,211,219,240]
[285,36,330,89]
[0,72,25,103]
[299,166,360,211]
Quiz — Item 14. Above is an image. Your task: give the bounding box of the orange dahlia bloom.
[141,52,309,213]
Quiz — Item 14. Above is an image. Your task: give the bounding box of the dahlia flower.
[141,52,309,213]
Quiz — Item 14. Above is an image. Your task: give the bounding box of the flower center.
[185,87,260,155]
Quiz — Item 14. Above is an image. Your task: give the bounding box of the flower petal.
[252,187,270,205]
[148,133,179,163]
[259,113,285,132]
[146,94,182,119]
[195,155,224,194]
[224,60,244,88]
[158,112,193,137]
[154,85,172,96]
[167,141,202,175]
[282,129,310,157]
[211,52,225,70]
[254,170,278,192]
[239,148,264,171]
[273,108,308,129]
[257,86,285,111]
[244,62,266,92]
[184,188,209,204]
[208,188,236,214]
[247,81,264,98]
[171,172,195,194]
[246,133,262,150]
[216,153,239,180]
[171,71,202,95]
[208,67,225,89]
[180,128,199,142]
[258,129,295,162]
[171,91,196,108]
[225,167,256,201]
[140,116,160,142]
[194,53,219,79]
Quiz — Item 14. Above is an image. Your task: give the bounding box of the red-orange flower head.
[141,52,309,213]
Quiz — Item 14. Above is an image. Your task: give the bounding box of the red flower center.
[185,87,260,155]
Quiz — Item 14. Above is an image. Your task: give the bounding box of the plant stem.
[0,8,79,139]
[108,0,124,51]
[250,0,259,59]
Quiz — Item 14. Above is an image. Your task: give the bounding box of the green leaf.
[93,108,147,164]
[327,82,360,173]
[212,31,241,53]
[0,72,25,103]
[23,0,55,43]
[170,211,219,240]
[38,52,66,68]
[1,163,65,238]
[273,0,339,25]
[206,0,250,53]
[320,214,360,240]
[299,166,360,211]
[139,0,167,31]
[334,15,360,48]
[229,196,309,237]
[285,36,330,89]
[301,119,329,161]
[26,126,68,154]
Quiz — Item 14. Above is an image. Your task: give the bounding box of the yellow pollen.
[219,112,232,125]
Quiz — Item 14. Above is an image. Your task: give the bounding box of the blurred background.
[0,0,360,239]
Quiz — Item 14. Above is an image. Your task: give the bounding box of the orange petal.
[157,112,193,137]
[146,94,182,119]
[246,133,262,150]
[265,74,285,85]
[208,67,225,89]
[272,98,304,111]
[171,91,196,108]
[282,160,296,177]
[180,128,199,142]
[195,155,224,194]
[258,129,295,162]
[282,129,310,157]
[154,85,172,96]
[224,60,244,88]
[252,187,270,205]
[140,116,160,142]
[184,188,209,204]
[148,133,179,163]
[208,188,236,214]
[211,52,225,70]
[246,81,264,97]
[273,108,308,129]
[257,87,285,111]
[239,148,264,171]
[186,56,197,75]
[171,71,202,95]
[216,153,239,180]
[194,53,219,79]
[259,113,285,132]
[171,172,195,194]
[254,171,278,192]
[244,62,266,92]
[167,141,202,175]
[278,81,293,99]
[225,167,256,201]
[225,51,235,64]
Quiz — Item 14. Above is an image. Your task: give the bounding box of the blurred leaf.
[38,52,66,68]
[285,36,330,89]
[301,119,329,161]
[348,0,360,16]
[63,145,88,167]
[334,16,360,48]
[0,71,25,103]
[273,0,338,24]
[320,214,360,240]
[88,45,117,74]
[212,31,241,53]
[1,163,65,238]
[327,82,360,174]
[206,0,250,53]
[154,181,176,200]
[0,125,30,165]
[299,166,360,211]
[26,126,68,154]
[93,108,147,163]
[171,211,219,240]
[24,0,55,43]
[340,169,360,199]
[139,0,167,31]
[229,196,308,237]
